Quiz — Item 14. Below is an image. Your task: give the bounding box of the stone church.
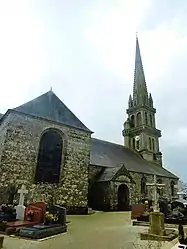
[0,37,178,213]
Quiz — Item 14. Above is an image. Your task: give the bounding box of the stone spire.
[133,36,148,105]
[122,35,162,166]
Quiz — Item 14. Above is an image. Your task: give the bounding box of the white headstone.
[146,175,165,212]
[15,184,28,220]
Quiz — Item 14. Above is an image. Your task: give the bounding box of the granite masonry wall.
[0,117,8,162]
[0,111,91,210]
[88,165,178,210]
[109,172,178,210]
[88,165,103,181]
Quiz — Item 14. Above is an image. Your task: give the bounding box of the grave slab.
[18,224,67,239]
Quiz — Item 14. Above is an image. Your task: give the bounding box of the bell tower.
[122,36,162,166]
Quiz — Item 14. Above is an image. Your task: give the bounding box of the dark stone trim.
[66,206,88,215]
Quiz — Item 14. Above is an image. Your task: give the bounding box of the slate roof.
[97,164,135,183]
[14,91,91,132]
[90,138,178,179]
[97,166,122,182]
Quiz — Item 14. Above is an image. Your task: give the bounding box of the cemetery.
[0,175,183,248]
[0,184,67,241]
[130,175,187,247]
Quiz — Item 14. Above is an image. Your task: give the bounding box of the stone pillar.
[149,212,165,236]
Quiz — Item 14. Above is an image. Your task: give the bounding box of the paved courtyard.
[2,212,172,249]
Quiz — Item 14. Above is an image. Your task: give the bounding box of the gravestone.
[131,204,146,219]
[140,176,178,241]
[47,205,66,225]
[15,185,28,220]
[18,204,67,239]
[25,202,46,223]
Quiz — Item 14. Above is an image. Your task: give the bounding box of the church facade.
[0,37,178,213]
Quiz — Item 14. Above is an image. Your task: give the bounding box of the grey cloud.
[140,0,187,30]
[29,1,187,181]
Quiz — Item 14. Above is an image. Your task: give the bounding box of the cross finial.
[136,31,138,39]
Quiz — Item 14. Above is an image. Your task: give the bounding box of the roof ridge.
[91,137,124,147]
[91,137,145,159]
[14,91,92,132]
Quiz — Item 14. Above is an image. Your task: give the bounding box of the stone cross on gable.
[18,184,28,206]
[146,175,165,212]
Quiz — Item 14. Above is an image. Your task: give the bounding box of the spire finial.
[50,87,52,92]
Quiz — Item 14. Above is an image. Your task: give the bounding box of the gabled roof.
[90,138,178,179]
[97,164,135,183]
[14,91,91,132]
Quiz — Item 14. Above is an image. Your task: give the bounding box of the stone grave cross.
[146,175,165,212]
[18,184,28,206]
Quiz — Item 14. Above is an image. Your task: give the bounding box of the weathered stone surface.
[0,111,91,209]
[0,111,178,211]
[88,169,178,210]
[149,211,165,236]
[88,165,102,181]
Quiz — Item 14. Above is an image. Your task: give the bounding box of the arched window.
[137,112,142,126]
[149,137,152,150]
[150,114,153,127]
[152,138,155,152]
[132,138,135,150]
[141,176,147,195]
[171,181,175,196]
[35,129,63,184]
[145,112,148,125]
[130,115,135,128]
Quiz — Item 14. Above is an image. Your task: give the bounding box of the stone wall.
[128,172,178,204]
[88,181,110,210]
[0,111,91,210]
[88,165,103,181]
[0,117,8,162]
[108,171,178,210]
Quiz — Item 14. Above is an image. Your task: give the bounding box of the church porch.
[88,164,137,211]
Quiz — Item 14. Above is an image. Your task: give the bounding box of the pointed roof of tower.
[133,36,148,99]
[13,90,91,132]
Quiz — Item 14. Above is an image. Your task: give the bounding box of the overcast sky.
[0,0,187,181]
